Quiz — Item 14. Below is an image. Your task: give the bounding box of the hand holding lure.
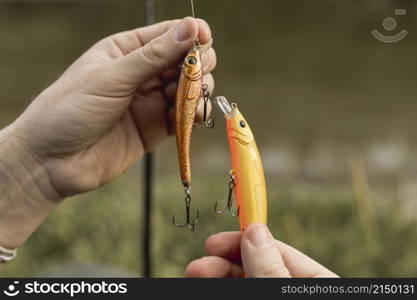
[173,0,214,231]
[214,96,268,230]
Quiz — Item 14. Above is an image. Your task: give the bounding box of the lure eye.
[240,120,246,128]
[187,56,197,65]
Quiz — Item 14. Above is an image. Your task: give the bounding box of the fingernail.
[248,225,272,247]
[174,18,193,42]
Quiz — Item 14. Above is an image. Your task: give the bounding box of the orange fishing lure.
[214,96,268,231]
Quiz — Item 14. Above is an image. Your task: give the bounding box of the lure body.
[217,97,268,231]
[175,47,202,186]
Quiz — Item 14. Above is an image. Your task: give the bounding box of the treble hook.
[195,84,215,129]
[215,170,239,217]
[173,184,200,231]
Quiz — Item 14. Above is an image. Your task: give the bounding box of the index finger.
[205,231,242,263]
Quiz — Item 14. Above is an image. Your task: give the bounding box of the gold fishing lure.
[175,47,203,187]
[173,41,213,231]
[172,0,213,231]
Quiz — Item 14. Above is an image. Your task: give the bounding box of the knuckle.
[209,48,217,68]
[205,72,214,83]
[204,74,215,91]
[165,19,181,29]
[92,36,110,49]
[196,18,209,26]
[75,67,104,90]
[142,40,165,62]
[202,48,217,72]
[259,260,290,278]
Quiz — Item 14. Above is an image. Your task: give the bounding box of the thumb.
[241,224,291,278]
[117,17,198,85]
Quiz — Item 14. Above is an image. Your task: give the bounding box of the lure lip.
[214,96,236,119]
[216,96,253,145]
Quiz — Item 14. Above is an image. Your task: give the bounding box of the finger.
[130,91,169,152]
[102,18,211,57]
[113,17,198,87]
[136,18,211,47]
[201,47,217,74]
[204,229,338,278]
[167,108,175,136]
[165,83,178,107]
[275,240,339,278]
[161,20,215,81]
[241,224,291,278]
[160,68,180,83]
[185,256,244,278]
[88,20,181,60]
[205,231,242,263]
[195,18,212,45]
[114,17,212,87]
[132,19,181,46]
[196,73,215,124]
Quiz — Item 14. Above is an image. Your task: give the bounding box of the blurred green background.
[1,0,417,277]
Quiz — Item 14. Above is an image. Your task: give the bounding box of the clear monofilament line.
[190,0,195,18]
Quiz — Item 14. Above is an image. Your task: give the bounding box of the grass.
[1,163,417,277]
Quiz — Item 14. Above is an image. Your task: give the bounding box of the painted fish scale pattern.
[175,74,201,185]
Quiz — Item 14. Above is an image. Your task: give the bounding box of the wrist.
[0,125,62,249]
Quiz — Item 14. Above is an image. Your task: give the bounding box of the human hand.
[9,17,216,198]
[186,224,338,278]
